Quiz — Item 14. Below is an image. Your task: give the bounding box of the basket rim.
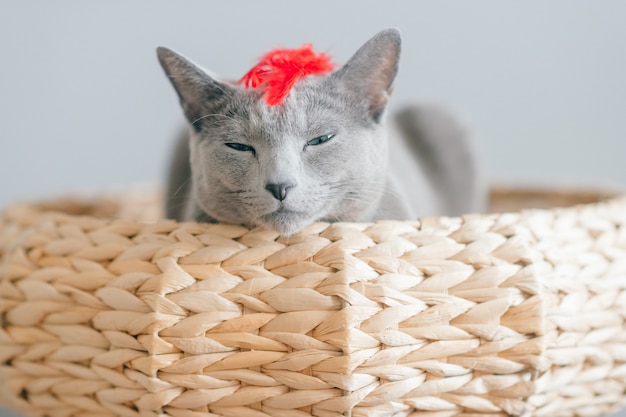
[1,185,624,226]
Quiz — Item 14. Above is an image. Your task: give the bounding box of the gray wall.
[1,1,625,207]
[1,1,625,417]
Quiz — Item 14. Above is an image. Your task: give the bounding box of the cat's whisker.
[172,178,191,197]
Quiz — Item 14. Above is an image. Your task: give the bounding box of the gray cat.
[158,29,485,235]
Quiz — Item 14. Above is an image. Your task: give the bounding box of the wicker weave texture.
[0,192,625,417]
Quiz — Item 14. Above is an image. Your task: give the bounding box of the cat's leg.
[393,104,488,215]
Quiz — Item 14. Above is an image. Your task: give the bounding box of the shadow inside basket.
[488,187,619,213]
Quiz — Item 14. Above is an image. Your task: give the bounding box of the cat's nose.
[265,182,296,201]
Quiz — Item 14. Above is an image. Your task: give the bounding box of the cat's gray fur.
[158,29,485,235]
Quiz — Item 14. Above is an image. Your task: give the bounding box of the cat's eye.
[225,142,256,154]
[306,133,335,147]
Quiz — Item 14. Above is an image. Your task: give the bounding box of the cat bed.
[1,188,625,417]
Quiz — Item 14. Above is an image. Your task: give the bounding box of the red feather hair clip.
[238,44,335,106]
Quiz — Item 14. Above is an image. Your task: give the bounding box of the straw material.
[1,188,625,417]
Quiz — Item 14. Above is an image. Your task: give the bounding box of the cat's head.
[158,29,401,235]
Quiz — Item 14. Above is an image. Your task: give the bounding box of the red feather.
[239,44,335,106]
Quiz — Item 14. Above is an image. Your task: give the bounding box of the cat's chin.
[260,208,313,236]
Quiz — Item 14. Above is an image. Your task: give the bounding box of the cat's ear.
[333,29,401,122]
[157,47,233,129]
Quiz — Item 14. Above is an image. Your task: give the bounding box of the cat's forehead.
[243,78,352,132]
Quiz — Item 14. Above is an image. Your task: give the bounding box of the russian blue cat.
[158,29,485,235]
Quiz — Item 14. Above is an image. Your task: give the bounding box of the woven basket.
[1,188,625,417]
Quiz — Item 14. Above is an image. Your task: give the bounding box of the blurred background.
[0,1,625,416]
[1,1,625,210]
